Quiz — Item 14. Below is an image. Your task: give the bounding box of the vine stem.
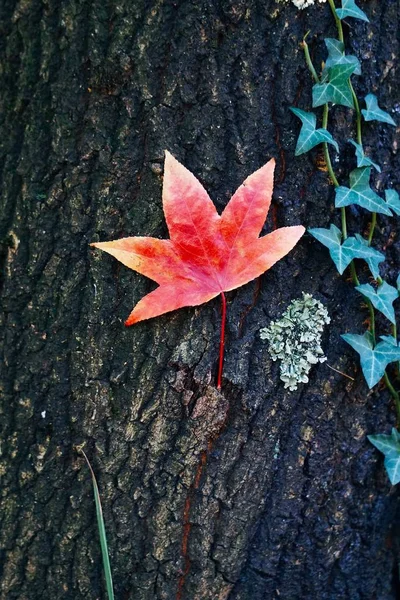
[384,372,400,426]
[327,0,344,42]
[394,323,400,377]
[350,78,379,246]
[322,104,340,187]
[327,0,399,405]
[301,32,319,84]
[351,83,363,146]
[367,212,377,245]
[328,0,379,254]
[368,301,376,341]
[327,0,388,358]
[217,292,227,390]
[302,38,348,243]
[302,38,355,283]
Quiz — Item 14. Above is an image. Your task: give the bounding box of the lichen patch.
[260,293,330,391]
[277,0,327,9]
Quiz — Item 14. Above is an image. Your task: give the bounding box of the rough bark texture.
[1,0,400,598]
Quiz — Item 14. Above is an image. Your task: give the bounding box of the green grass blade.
[80,449,115,600]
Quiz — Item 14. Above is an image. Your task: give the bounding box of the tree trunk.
[1,0,399,598]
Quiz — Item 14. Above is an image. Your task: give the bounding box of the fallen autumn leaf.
[91,151,304,325]
[91,151,304,388]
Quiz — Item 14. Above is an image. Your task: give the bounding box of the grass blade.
[80,449,115,600]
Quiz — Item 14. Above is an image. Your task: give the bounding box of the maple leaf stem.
[217,292,227,390]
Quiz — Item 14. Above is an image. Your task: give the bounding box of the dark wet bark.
[1,0,400,599]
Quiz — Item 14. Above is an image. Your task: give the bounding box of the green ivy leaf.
[342,332,400,388]
[308,226,385,278]
[368,429,400,456]
[324,39,361,75]
[384,455,400,485]
[290,108,339,156]
[342,331,385,388]
[348,140,381,173]
[335,167,392,215]
[376,335,400,362]
[368,429,400,485]
[312,64,356,109]
[379,335,398,346]
[309,224,351,274]
[361,94,396,126]
[356,281,399,324]
[385,190,400,215]
[343,235,385,279]
[336,0,369,22]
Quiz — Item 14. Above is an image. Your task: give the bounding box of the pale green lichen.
[277,0,327,8]
[260,293,330,391]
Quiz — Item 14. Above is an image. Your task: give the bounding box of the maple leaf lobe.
[92,151,304,325]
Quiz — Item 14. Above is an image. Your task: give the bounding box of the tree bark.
[1,0,400,599]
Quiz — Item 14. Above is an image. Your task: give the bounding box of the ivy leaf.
[348,140,381,173]
[324,39,361,75]
[91,152,305,324]
[309,224,351,274]
[336,0,369,22]
[356,281,399,324]
[312,64,356,109]
[376,336,400,363]
[368,429,400,456]
[342,235,385,279]
[383,455,400,485]
[368,429,400,485]
[342,332,400,388]
[335,167,392,215]
[379,335,398,346]
[374,336,400,367]
[341,331,385,388]
[361,94,396,126]
[290,108,339,156]
[385,190,400,215]
[308,225,385,278]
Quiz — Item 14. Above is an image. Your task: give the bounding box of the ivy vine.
[291,0,400,484]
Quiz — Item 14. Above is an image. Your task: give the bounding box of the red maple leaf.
[92,151,304,324]
[92,151,304,387]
